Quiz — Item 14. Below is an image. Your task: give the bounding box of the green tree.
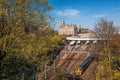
[0,0,64,80]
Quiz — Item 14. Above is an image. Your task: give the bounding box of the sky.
[47,0,120,30]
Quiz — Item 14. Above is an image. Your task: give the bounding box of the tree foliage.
[0,0,64,80]
[94,18,120,80]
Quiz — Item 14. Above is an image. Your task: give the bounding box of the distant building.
[78,28,92,33]
[58,20,77,36]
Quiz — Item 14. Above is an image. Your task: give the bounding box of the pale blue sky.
[47,0,120,30]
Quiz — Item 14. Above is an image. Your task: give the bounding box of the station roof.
[67,33,102,41]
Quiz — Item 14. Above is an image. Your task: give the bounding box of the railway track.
[56,53,91,76]
[44,44,98,80]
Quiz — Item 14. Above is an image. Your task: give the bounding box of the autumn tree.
[93,18,120,80]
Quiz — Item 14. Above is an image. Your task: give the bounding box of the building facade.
[58,20,78,36]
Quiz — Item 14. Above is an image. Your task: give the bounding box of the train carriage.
[76,54,95,76]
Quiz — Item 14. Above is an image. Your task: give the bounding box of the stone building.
[58,20,78,36]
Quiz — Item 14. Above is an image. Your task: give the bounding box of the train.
[76,54,95,75]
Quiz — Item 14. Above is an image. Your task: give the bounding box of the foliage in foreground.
[0,0,65,80]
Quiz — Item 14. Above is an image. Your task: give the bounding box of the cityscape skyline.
[48,0,120,30]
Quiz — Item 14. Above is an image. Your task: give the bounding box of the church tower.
[61,19,65,26]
